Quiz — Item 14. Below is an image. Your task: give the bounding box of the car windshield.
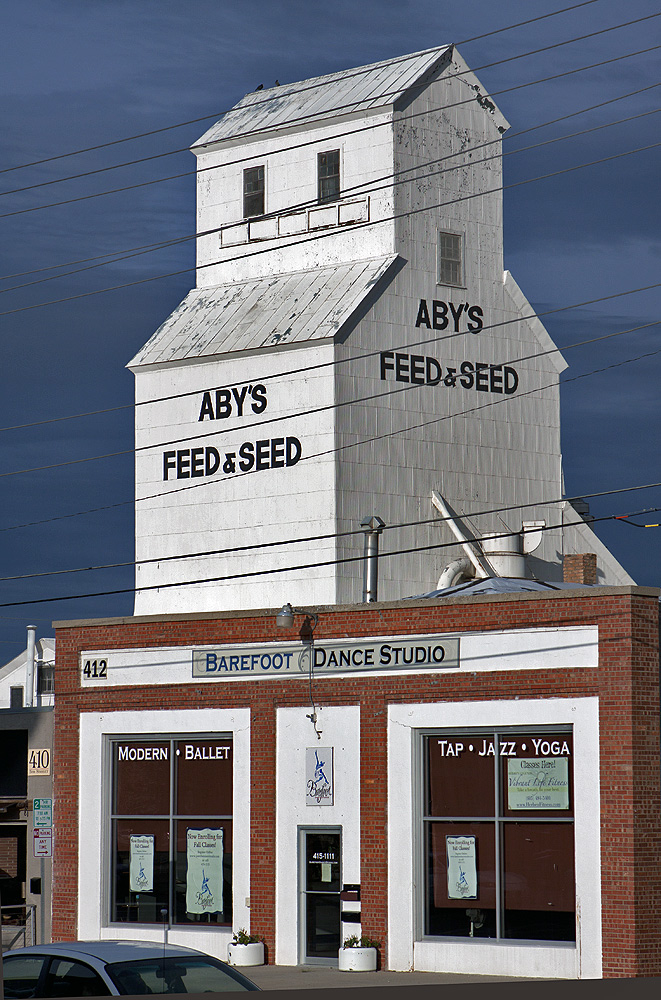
[105,956,256,994]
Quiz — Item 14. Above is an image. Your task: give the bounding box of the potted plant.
[227,928,265,967]
[338,933,380,972]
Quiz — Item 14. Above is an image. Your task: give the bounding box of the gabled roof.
[195,46,452,147]
[128,255,398,367]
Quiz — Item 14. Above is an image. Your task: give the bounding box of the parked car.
[2,940,261,996]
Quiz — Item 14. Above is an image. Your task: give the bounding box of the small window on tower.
[438,232,464,287]
[243,166,265,218]
[318,150,340,204]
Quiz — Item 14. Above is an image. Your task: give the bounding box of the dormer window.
[318,150,340,204]
[243,165,265,218]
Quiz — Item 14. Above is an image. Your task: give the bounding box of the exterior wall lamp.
[276,603,321,738]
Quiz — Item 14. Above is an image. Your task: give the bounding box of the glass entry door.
[299,829,342,964]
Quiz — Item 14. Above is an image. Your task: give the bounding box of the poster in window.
[305,747,333,805]
[507,758,569,810]
[129,835,154,892]
[446,835,477,899]
[186,828,223,914]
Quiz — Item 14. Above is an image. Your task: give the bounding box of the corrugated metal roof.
[128,255,398,367]
[195,46,452,146]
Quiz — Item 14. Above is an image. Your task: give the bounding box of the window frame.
[243,165,265,218]
[437,230,465,288]
[421,725,575,944]
[317,149,341,205]
[108,733,233,928]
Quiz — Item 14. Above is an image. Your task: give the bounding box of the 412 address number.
[82,658,107,680]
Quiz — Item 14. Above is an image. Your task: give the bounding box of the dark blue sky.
[1,0,659,658]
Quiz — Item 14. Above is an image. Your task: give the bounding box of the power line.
[0,1,609,177]
[0,286,657,479]
[2,30,659,222]
[0,316,657,541]
[3,66,657,286]
[2,133,659,320]
[0,502,651,609]
[2,92,659,298]
[1,481,659,584]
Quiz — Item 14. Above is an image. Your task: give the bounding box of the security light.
[276,603,295,628]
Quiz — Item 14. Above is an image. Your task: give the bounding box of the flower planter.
[227,941,265,967]
[338,946,377,972]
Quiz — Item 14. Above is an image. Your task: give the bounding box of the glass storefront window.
[423,729,575,943]
[110,736,233,926]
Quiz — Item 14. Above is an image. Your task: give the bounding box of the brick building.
[49,45,660,981]
[52,584,660,979]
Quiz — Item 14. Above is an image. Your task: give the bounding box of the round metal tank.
[481,532,526,578]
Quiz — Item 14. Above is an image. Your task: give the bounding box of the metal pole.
[360,516,385,603]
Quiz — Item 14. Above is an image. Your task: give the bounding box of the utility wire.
[1,489,659,584]
[1,274,658,435]
[0,1,611,177]
[2,93,659,297]
[3,68,658,286]
[2,134,659,319]
[0,291,657,479]
[0,320,657,541]
[2,37,654,206]
[2,30,659,220]
[0,503,650,609]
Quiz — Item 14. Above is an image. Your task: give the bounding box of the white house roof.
[194,46,452,146]
[128,255,399,367]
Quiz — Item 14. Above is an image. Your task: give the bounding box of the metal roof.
[195,46,452,146]
[409,578,600,599]
[128,255,398,367]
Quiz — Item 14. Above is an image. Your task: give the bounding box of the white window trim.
[78,708,251,962]
[388,697,601,979]
[437,230,465,288]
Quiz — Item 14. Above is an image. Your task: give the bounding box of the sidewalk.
[244,964,542,990]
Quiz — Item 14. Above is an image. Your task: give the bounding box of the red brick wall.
[52,589,660,977]
[564,553,598,585]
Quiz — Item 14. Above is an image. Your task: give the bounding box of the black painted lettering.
[177,450,191,478]
[410,354,425,384]
[232,385,249,417]
[238,442,254,472]
[215,389,231,418]
[255,439,270,471]
[432,300,448,331]
[380,351,395,380]
[205,447,221,476]
[395,353,410,382]
[251,384,267,413]
[163,451,177,480]
[504,366,519,394]
[190,447,205,477]
[489,364,503,393]
[415,299,431,328]
[459,360,474,388]
[449,301,465,331]
[474,363,489,391]
[426,357,442,385]
[271,438,285,468]
[466,305,483,332]
[198,392,215,421]
[286,437,302,466]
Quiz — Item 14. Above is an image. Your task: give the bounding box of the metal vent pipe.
[361,516,385,603]
[25,624,37,708]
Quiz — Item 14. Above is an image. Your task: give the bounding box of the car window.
[107,957,256,994]
[2,955,47,999]
[43,958,112,997]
